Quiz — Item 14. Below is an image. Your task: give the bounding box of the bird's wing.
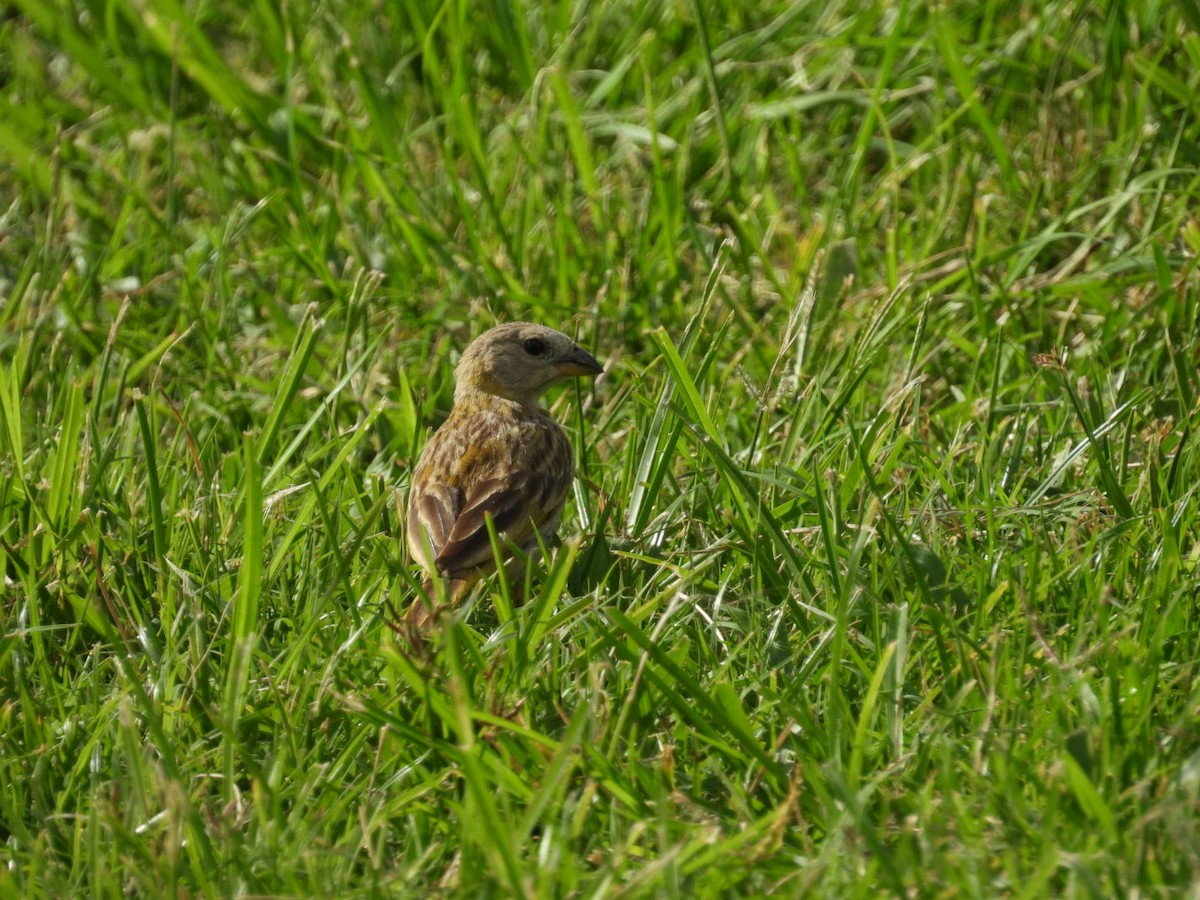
[434,466,569,577]
[407,481,464,568]
[408,404,575,581]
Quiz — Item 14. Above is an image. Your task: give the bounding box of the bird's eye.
[522,338,547,357]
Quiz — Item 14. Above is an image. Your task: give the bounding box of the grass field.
[3,0,1200,894]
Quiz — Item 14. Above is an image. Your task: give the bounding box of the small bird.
[405,322,603,632]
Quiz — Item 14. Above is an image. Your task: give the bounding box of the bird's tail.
[394,577,468,642]
[403,580,440,633]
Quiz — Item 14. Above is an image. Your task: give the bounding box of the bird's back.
[407,396,574,583]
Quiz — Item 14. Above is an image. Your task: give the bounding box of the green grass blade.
[223,435,264,788]
[257,314,323,468]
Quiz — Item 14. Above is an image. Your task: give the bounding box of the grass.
[2,0,1200,894]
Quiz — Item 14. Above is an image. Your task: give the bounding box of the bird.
[404,322,603,633]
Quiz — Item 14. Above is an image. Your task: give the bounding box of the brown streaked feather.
[435,479,527,575]
[434,455,573,578]
[407,403,574,580]
[405,575,470,629]
[406,482,462,568]
[403,323,602,633]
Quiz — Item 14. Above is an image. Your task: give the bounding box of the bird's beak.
[556,346,604,378]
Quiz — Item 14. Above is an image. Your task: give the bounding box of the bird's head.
[454,322,603,407]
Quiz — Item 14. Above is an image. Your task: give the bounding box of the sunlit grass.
[2,0,1199,894]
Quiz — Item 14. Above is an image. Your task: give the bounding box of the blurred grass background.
[2,0,1200,894]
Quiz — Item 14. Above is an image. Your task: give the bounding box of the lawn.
[2,0,1200,894]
